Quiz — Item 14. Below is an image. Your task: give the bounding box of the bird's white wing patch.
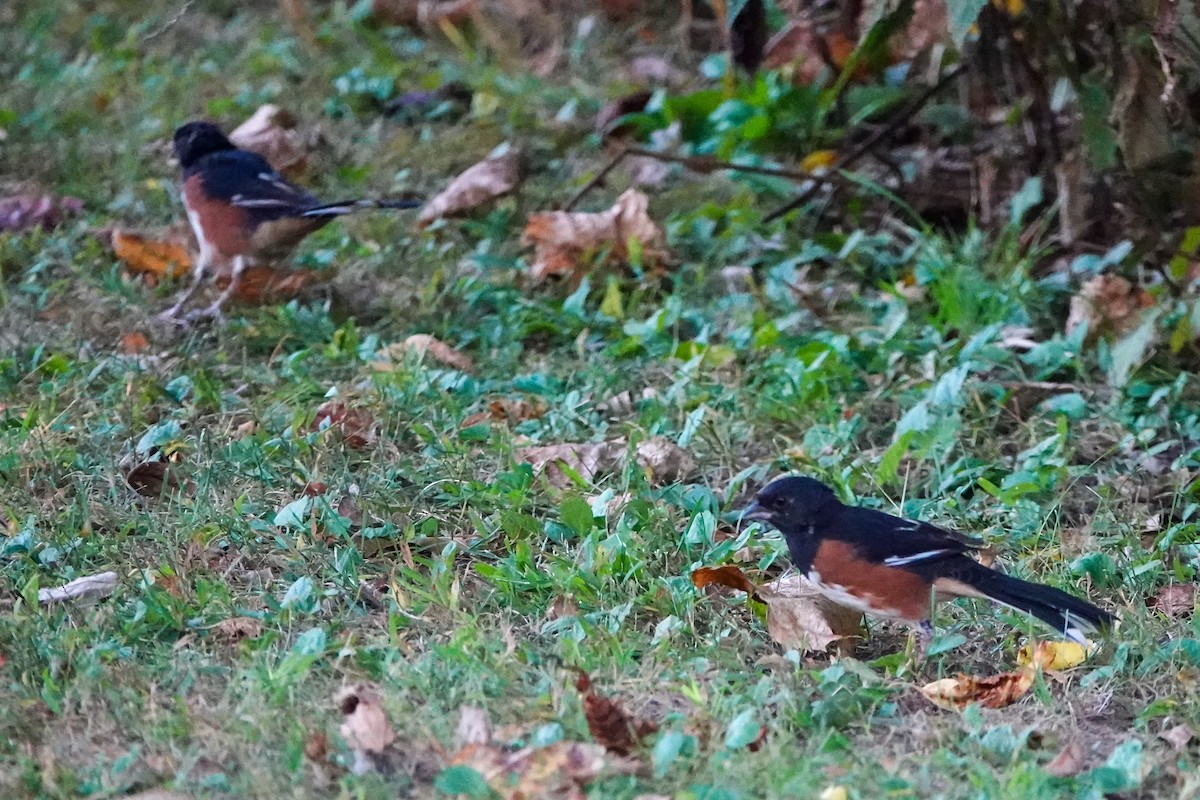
[883,549,954,567]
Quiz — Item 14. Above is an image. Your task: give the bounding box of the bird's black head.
[172,121,235,170]
[740,476,841,533]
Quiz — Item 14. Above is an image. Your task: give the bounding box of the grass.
[1,2,1199,798]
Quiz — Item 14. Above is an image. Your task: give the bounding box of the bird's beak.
[738,500,773,527]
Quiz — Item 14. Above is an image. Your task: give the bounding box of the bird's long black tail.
[952,561,1116,644]
[300,198,422,217]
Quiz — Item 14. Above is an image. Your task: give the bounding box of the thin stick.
[562,147,632,211]
[763,63,968,223]
[563,145,843,211]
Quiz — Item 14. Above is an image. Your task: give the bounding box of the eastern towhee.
[161,121,419,321]
[741,476,1116,649]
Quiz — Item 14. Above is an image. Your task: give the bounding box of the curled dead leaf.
[451,740,637,800]
[417,149,522,227]
[691,565,760,598]
[522,189,668,280]
[0,193,82,233]
[1160,723,1193,752]
[399,334,474,371]
[461,397,547,428]
[691,565,862,653]
[456,705,492,748]
[575,670,658,756]
[38,571,119,605]
[337,684,398,774]
[1044,740,1085,777]
[126,460,190,499]
[920,668,1035,711]
[1149,583,1196,617]
[112,228,193,281]
[312,401,377,449]
[120,332,150,354]
[634,437,693,484]
[210,616,264,642]
[228,105,308,177]
[1066,274,1154,338]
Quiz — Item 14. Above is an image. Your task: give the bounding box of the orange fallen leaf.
[112,228,193,281]
[450,740,636,800]
[417,149,523,227]
[691,565,761,598]
[920,668,1036,710]
[228,105,308,178]
[399,334,475,371]
[461,397,547,428]
[120,332,150,354]
[521,189,668,281]
[312,401,377,449]
[575,670,658,756]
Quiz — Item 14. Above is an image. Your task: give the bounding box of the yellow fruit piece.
[1017,640,1090,671]
[800,149,838,173]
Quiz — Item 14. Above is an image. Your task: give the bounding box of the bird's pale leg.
[189,254,246,321]
[158,247,211,321]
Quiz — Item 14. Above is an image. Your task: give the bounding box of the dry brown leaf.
[1044,740,1085,777]
[312,401,377,449]
[461,397,547,428]
[210,616,264,642]
[126,460,189,499]
[0,193,82,232]
[1160,723,1194,752]
[228,105,308,178]
[517,440,626,487]
[1066,274,1154,338]
[337,684,398,774]
[691,566,862,653]
[920,668,1035,710]
[1150,583,1196,617]
[38,571,119,605]
[456,705,493,748]
[304,730,329,762]
[575,670,658,756]
[451,741,636,800]
[761,575,864,653]
[400,334,475,371]
[522,189,668,281]
[897,0,950,60]
[371,0,419,26]
[418,150,522,227]
[634,437,693,484]
[112,228,193,281]
[691,565,761,598]
[120,332,150,354]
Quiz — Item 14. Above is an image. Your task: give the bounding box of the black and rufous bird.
[741,476,1115,648]
[161,121,419,321]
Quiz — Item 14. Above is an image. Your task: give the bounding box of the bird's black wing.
[829,506,983,568]
[196,150,322,219]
